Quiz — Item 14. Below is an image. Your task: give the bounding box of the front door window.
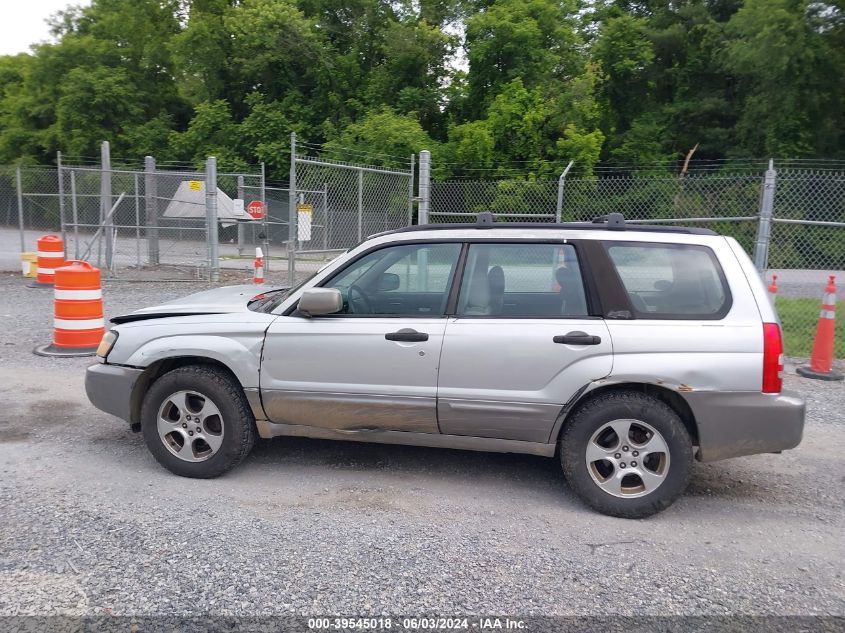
[322,242,462,317]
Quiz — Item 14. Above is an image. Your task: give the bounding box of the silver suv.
[86,213,805,518]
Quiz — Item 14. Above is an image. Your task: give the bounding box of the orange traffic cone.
[768,274,778,305]
[253,247,264,284]
[796,276,843,381]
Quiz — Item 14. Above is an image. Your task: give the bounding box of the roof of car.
[371,212,717,239]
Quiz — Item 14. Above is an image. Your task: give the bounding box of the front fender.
[123,334,263,388]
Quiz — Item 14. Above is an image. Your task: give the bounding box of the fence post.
[144,156,159,266]
[57,151,67,256]
[288,133,297,286]
[555,160,574,223]
[357,167,363,242]
[237,175,245,257]
[418,150,430,224]
[205,156,219,282]
[261,161,270,272]
[753,159,777,272]
[134,172,141,270]
[323,183,328,251]
[408,154,415,226]
[100,141,113,270]
[70,169,79,259]
[16,165,24,252]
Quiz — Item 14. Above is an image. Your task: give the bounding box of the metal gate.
[286,133,415,284]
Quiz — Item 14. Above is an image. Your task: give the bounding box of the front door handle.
[553,331,601,345]
[385,329,429,342]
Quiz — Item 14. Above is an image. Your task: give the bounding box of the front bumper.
[685,390,805,462]
[85,362,144,423]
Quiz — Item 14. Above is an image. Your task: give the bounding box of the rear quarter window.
[604,242,731,320]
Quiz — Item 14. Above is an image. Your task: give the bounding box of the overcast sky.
[1,1,92,56]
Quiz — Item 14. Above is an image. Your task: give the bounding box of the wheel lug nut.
[182,423,187,428]
[631,461,638,467]
[188,431,194,436]
[620,462,626,469]
[196,427,201,433]
[614,453,621,459]
[622,446,629,452]
[632,451,639,457]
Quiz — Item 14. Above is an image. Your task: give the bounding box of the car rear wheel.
[140,365,256,478]
[559,390,693,518]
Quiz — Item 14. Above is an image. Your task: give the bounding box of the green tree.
[593,14,654,139]
[0,0,843,174]
[464,0,582,117]
[168,100,245,169]
[170,0,237,105]
[56,66,143,156]
[723,0,843,156]
[322,107,439,168]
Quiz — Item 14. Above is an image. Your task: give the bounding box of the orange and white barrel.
[35,235,65,286]
[53,260,104,351]
[34,260,105,357]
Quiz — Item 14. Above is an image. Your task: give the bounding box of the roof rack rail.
[592,213,625,230]
[476,211,495,225]
[369,212,717,238]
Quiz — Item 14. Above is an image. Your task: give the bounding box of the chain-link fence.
[429,161,845,358]
[430,180,558,222]
[1,150,264,281]
[288,134,414,284]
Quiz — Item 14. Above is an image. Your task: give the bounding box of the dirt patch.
[0,425,31,443]
[26,400,81,429]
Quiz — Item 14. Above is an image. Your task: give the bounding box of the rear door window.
[456,243,589,317]
[604,242,731,319]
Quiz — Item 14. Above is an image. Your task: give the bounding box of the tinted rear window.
[604,242,731,319]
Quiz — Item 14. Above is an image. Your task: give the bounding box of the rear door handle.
[553,331,601,345]
[385,329,429,342]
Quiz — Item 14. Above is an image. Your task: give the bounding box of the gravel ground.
[0,274,844,621]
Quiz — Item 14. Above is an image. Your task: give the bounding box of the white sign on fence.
[297,203,313,241]
[233,198,245,218]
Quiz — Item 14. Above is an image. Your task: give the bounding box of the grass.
[775,296,845,359]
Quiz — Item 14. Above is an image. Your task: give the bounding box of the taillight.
[762,322,784,393]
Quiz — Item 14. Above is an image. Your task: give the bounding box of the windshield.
[247,253,346,314]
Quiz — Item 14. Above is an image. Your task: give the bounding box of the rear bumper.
[685,390,805,462]
[85,362,144,423]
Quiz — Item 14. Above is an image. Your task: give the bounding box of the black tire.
[140,365,256,478]
[559,390,693,518]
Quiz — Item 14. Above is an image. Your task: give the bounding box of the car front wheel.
[140,365,256,478]
[559,390,693,518]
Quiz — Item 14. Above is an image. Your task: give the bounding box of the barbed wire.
[297,141,414,167]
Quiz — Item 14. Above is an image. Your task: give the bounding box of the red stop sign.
[247,200,265,220]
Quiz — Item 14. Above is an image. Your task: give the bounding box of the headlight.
[96,330,118,359]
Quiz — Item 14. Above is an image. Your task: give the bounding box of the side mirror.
[377,272,401,292]
[298,288,343,317]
